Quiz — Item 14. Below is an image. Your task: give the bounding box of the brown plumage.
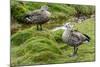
[24,6,51,30]
[62,23,90,57]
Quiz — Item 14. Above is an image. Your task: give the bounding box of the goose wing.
[68,31,84,46]
[72,30,90,42]
[25,11,49,23]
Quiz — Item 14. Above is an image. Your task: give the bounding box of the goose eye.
[66,25,67,27]
[67,23,70,25]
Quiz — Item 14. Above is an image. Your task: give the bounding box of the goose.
[24,5,51,30]
[62,23,90,57]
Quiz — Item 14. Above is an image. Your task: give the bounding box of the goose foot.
[68,46,78,58]
[68,54,77,58]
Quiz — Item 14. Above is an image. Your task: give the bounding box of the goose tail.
[83,34,91,42]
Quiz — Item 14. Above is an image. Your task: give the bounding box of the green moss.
[11,18,95,66]
[11,1,95,66]
[11,27,34,46]
[11,36,63,66]
[11,27,55,46]
[11,1,95,23]
[52,30,64,42]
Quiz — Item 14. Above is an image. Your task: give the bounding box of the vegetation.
[11,0,95,23]
[11,0,95,67]
[11,18,95,66]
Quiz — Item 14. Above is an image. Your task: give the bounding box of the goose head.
[63,22,74,30]
[40,5,49,11]
[40,5,51,17]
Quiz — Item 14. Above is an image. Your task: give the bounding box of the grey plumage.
[24,6,51,30]
[62,23,90,57]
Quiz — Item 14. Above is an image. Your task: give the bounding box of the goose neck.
[64,29,71,36]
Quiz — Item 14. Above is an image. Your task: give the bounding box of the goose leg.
[75,47,78,55]
[73,46,77,56]
[69,46,77,57]
[73,46,78,57]
[40,24,42,30]
[37,24,39,30]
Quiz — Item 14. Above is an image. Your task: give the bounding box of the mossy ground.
[11,18,95,66]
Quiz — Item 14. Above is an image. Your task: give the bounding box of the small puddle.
[51,26,66,31]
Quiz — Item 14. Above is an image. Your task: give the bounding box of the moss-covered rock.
[52,29,64,42]
[11,27,55,46]
[11,18,95,66]
[11,37,63,66]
